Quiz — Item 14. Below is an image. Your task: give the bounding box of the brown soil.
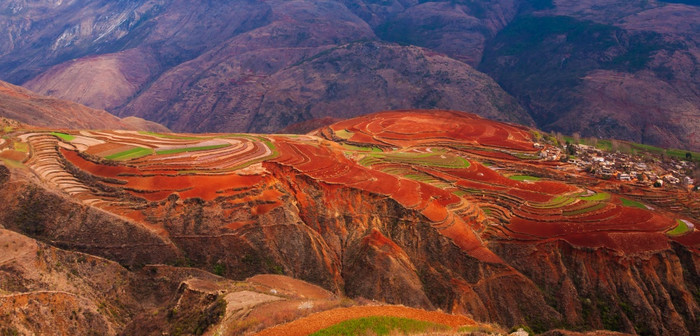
[247,274,335,300]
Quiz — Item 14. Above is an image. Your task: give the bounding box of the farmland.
[6,109,696,255]
[2,109,698,335]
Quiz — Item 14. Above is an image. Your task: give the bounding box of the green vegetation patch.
[359,150,470,169]
[13,142,28,153]
[620,198,646,209]
[0,158,25,168]
[310,316,449,336]
[579,192,611,201]
[563,201,607,216]
[335,129,353,140]
[667,219,691,236]
[453,190,470,197]
[530,195,576,209]
[509,175,541,181]
[105,147,154,161]
[50,132,75,141]
[156,144,230,155]
[342,143,382,152]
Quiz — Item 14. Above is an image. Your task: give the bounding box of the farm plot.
[326,110,537,153]
[667,219,694,237]
[254,305,475,336]
[105,147,153,161]
[358,149,470,169]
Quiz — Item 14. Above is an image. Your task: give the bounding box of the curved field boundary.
[253,305,475,336]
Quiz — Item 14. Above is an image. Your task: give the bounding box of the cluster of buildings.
[557,144,697,189]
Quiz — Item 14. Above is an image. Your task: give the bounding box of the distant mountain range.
[0,0,698,150]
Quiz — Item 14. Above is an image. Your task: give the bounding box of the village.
[535,140,699,190]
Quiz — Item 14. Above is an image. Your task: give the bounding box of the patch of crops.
[13,142,28,152]
[341,143,382,152]
[579,192,611,201]
[335,129,353,140]
[359,151,470,169]
[50,132,75,141]
[105,147,154,161]
[620,197,646,209]
[138,131,204,140]
[309,316,449,336]
[667,219,691,236]
[563,201,607,216]
[530,195,576,209]
[156,144,230,155]
[509,175,541,181]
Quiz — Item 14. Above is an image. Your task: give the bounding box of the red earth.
[20,109,697,264]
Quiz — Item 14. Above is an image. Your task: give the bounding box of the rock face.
[1,110,697,334]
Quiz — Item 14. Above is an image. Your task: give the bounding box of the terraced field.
[2,110,699,335]
[4,110,695,261]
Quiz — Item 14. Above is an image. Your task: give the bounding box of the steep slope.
[3,0,531,135]
[3,0,698,150]
[373,0,521,65]
[479,2,700,151]
[0,80,140,130]
[1,110,697,335]
[0,226,375,335]
[0,0,272,84]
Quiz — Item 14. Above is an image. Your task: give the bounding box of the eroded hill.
[0,110,698,335]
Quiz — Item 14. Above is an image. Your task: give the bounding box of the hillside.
[0,110,697,335]
[1,0,697,150]
[0,80,166,131]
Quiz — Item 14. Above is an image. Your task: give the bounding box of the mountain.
[1,110,697,335]
[0,80,165,131]
[1,0,698,149]
[478,3,700,151]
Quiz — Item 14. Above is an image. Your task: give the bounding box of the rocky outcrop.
[0,169,180,267]
[489,240,700,335]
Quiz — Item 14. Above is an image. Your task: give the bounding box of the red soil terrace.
[12,110,697,263]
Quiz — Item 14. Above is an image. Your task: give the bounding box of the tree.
[588,136,598,147]
[611,139,620,152]
[572,132,581,144]
[555,132,565,147]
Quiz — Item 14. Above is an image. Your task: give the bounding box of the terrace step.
[25,135,96,204]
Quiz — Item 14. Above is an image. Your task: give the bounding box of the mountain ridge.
[2,0,698,150]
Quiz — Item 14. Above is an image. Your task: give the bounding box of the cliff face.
[490,240,700,335]
[5,147,697,334]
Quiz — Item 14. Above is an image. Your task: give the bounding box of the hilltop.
[0,110,697,335]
